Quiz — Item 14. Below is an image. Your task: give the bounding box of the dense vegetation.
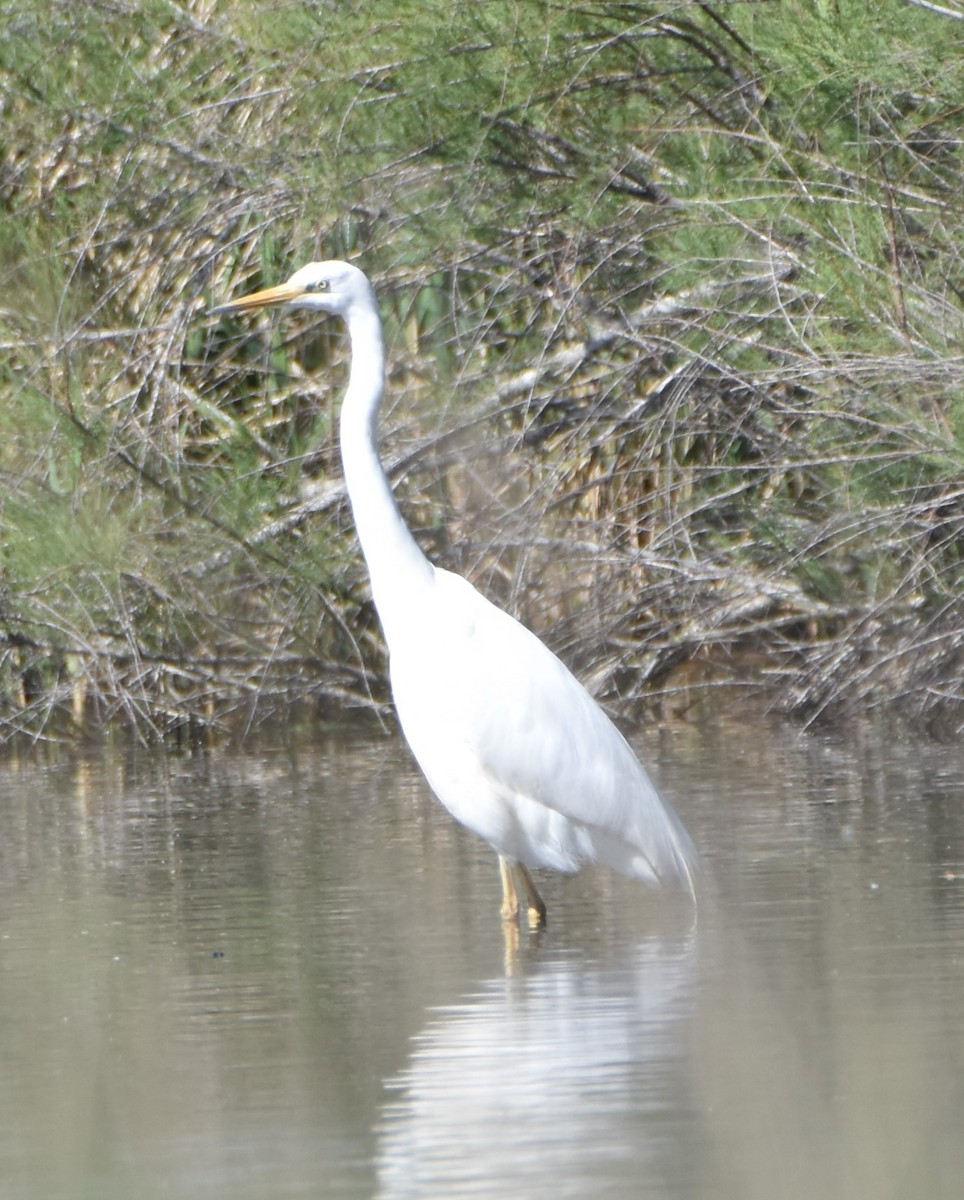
[0,0,961,741]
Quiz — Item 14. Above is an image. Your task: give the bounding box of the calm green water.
[0,717,962,1198]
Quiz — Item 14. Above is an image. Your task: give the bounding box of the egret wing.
[390,570,697,888]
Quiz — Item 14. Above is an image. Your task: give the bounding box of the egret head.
[211,260,374,321]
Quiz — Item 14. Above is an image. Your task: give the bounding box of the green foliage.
[0,0,960,737]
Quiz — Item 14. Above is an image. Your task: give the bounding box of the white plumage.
[214,260,699,922]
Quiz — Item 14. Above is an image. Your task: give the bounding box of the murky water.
[0,716,962,1199]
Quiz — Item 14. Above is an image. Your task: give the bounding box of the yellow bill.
[209,279,307,316]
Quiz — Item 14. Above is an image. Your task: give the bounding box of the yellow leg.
[499,857,547,926]
[499,856,520,921]
[517,863,547,927]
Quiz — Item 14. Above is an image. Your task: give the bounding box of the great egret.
[213,261,698,923]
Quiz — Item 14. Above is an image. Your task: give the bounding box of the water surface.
[0,717,961,1198]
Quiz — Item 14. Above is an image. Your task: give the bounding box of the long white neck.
[338,300,434,651]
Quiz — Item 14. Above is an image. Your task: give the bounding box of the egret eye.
[305,279,329,293]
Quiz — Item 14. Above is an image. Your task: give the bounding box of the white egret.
[213,261,698,923]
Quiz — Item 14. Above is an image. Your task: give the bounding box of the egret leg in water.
[212,260,700,922]
[500,857,548,927]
